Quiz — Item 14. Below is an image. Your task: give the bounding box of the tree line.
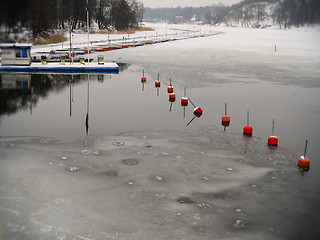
[0,0,144,38]
[226,0,320,28]
[144,0,320,28]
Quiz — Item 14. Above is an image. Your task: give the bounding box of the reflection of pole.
[187,116,196,126]
[85,74,90,134]
[69,82,72,116]
[29,86,33,115]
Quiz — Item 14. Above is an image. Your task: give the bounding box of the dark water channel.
[1,63,320,239]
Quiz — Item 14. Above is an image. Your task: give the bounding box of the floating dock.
[0,62,119,74]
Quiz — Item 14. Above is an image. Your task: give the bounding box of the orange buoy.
[268,119,278,146]
[243,110,253,136]
[222,103,230,127]
[141,70,146,83]
[169,93,176,102]
[298,140,310,169]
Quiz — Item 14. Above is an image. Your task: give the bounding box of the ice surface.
[0,129,302,240]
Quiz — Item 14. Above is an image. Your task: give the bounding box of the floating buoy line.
[34,31,224,63]
[137,70,312,171]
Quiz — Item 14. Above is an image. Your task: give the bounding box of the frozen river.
[1,24,320,239]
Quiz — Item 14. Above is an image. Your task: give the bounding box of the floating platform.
[0,62,119,74]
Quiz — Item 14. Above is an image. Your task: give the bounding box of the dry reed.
[33,33,68,45]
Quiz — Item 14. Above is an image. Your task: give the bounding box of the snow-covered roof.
[0,43,32,49]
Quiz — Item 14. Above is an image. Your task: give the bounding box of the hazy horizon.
[140,0,243,9]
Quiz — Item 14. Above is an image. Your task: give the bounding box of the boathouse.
[0,43,32,66]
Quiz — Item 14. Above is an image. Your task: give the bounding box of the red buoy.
[141,69,146,83]
[187,98,203,126]
[243,126,253,135]
[181,87,188,118]
[194,107,203,117]
[155,73,161,87]
[243,110,253,136]
[268,119,278,146]
[155,73,161,96]
[169,93,176,102]
[181,97,188,107]
[268,136,278,146]
[181,87,188,106]
[298,140,310,170]
[298,157,310,169]
[222,103,230,127]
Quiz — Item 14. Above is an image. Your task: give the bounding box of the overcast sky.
[140,0,242,8]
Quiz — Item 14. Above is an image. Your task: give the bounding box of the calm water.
[1,66,319,160]
[1,62,320,238]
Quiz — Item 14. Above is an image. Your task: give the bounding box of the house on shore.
[0,43,32,66]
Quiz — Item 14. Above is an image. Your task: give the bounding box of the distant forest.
[144,0,320,28]
[0,0,144,38]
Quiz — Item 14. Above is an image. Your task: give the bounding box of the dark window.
[16,50,21,58]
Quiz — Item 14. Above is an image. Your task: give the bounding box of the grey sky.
[140,0,242,8]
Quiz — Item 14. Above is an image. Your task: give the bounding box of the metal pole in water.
[189,98,196,108]
[247,110,250,126]
[304,140,308,158]
[87,0,90,65]
[225,103,227,116]
[69,23,72,65]
[272,119,275,136]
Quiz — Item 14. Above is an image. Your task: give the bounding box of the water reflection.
[85,74,90,135]
[0,73,113,137]
[0,74,33,115]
